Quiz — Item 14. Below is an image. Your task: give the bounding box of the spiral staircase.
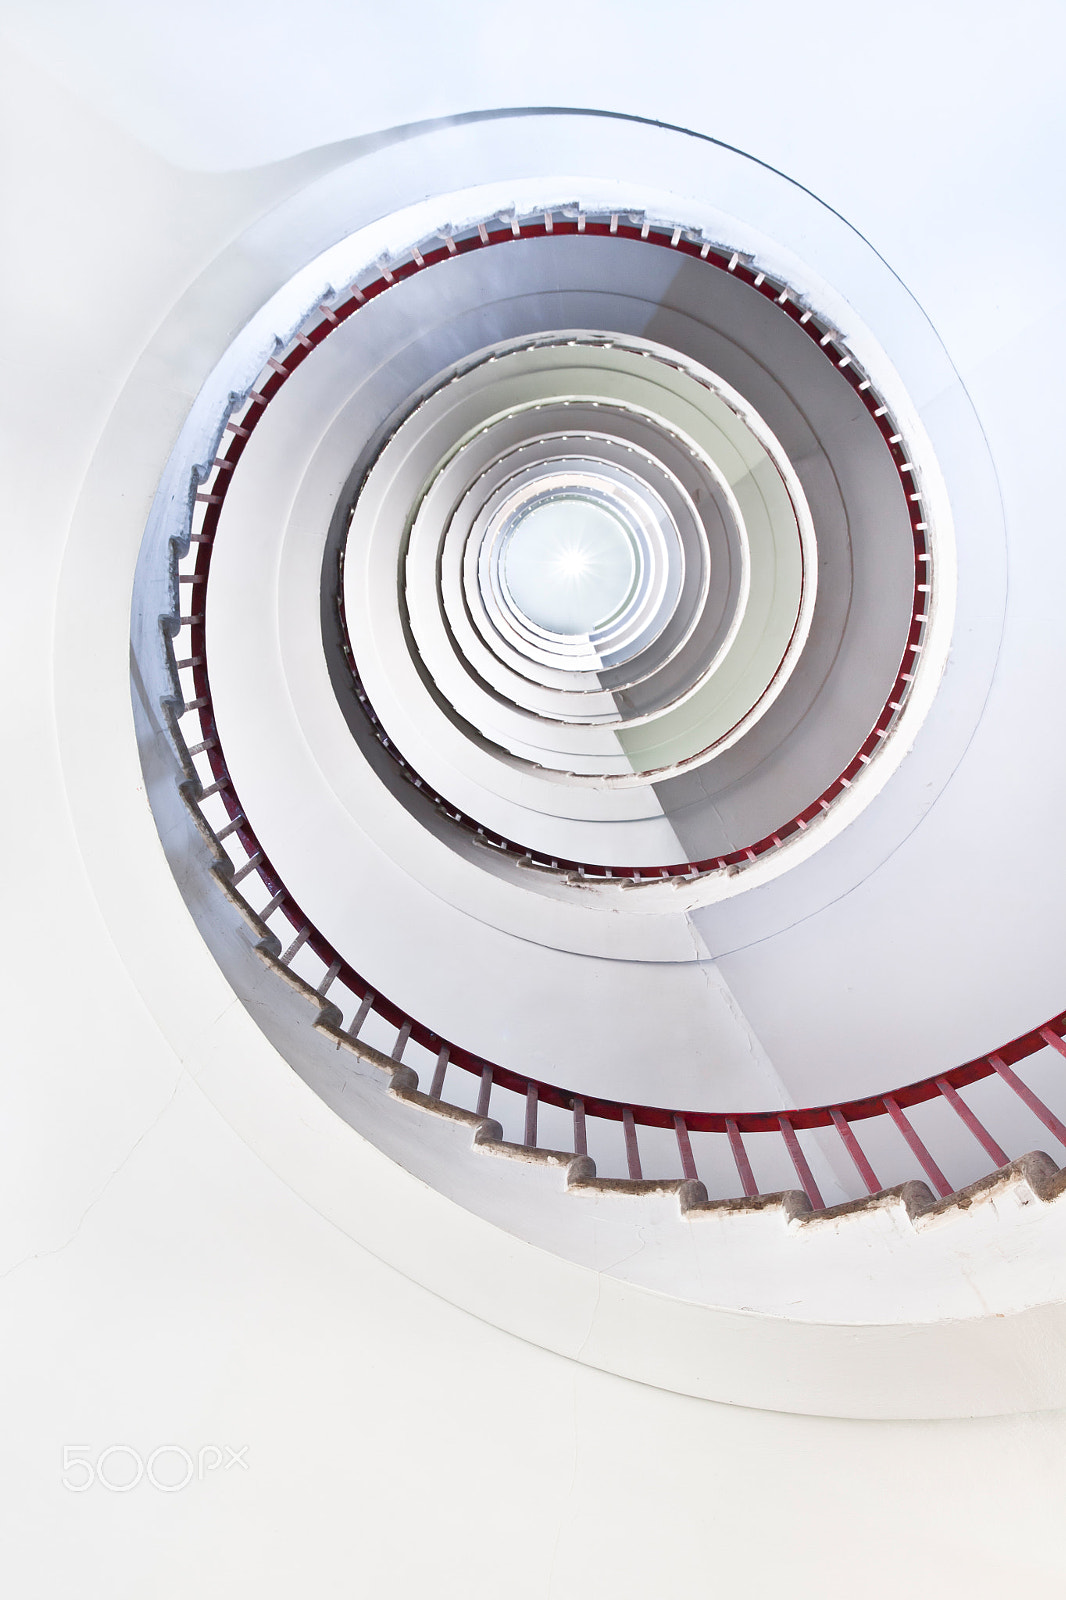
[7,8,1066,1596]
[126,116,1066,1330]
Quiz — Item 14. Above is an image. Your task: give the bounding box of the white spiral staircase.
[7,10,1066,1595]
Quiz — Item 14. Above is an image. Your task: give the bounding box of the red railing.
[324,212,931,881]
[163,206,1066,1210]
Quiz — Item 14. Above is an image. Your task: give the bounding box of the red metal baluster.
[260,889,286,920]
[428,1045,449,1100]
[622,1108,643,1179]
[351,989,375,1037]
[673,1114,698,1182]
[316,957,342,998]
[884,1096,952,1197]
[990,1054,1066,1150]
[830,1108,880,1195]
[572,1096,587,1157]
[779,1116,824,1209]
[1039,1027,1066,1060]
[476,1065,493,1120]
[725,1118,758,1198]
[935,1077,1008,1167]
[524,1084,539,1149]
[231,851,263,885]
[279,925,310,966]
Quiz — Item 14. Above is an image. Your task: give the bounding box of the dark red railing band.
[168,206,1066,1211]
[321,211,930,882]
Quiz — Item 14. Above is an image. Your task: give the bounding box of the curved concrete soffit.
[103,108,1040,1420]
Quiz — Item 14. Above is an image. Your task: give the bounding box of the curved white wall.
[5,4,1066,1595]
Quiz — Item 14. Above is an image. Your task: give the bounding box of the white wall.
[4,6,1066,1594]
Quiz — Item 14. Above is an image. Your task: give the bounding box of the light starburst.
[554,546,594,580]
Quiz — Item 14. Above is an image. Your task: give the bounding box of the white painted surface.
[4,5,1066,1595]
[131,105,1042,1117]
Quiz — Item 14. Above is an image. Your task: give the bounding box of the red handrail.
[163,206,1065,1211]
[323,213,929,879]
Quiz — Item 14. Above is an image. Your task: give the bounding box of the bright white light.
[556,548,592,578]
[502,496,637,635]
